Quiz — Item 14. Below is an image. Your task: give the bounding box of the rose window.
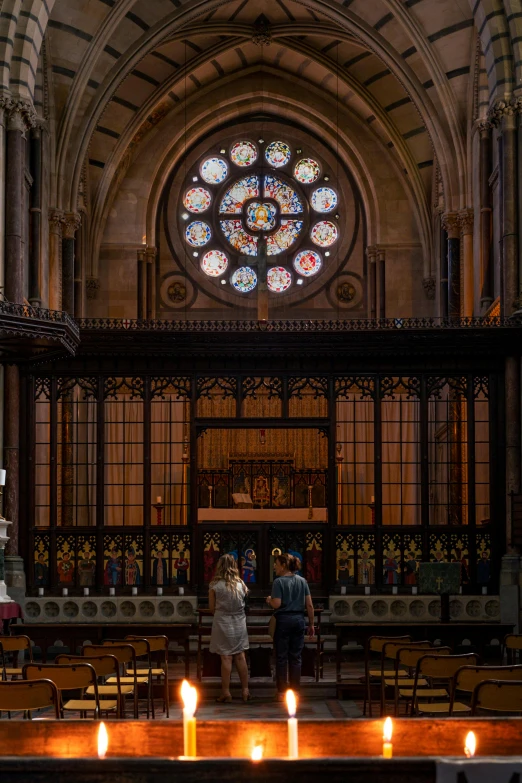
[180,139,340,293]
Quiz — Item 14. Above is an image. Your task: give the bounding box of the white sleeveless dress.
[209,580,249,656]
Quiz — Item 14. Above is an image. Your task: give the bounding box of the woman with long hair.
[266,552,315,699]
[209,553,251,703]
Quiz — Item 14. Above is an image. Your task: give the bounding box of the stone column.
[48,210,64,311]
[459,209,474,317]
[478,121,493,311]
[0,97,9,296]
[145,245,157,319]
[377,247,386,318]
[62,212,81,315]
[489,101,518,315]
[137,247,146,319]
[29,122,43,307]
[440,223,448,317]
[5,100,35,303]
[442,212,460,318]
[505,355,521,547]
[367,245,377,319]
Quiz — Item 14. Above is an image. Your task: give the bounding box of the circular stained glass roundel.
[230,140,258,167]
[311,220,338,247]
[311,187,338,213]
[265,140,291,168]
[294,158,320,184]
[201,249,229,277]
[185,221,211,247]
[232,266,257,293]
[246,201,277,232]
[267,267,292,292]
[183,187,211,213]
[293,250,322,277]
[201,157,228,184]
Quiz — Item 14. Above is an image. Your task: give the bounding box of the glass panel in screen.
[336,383,374,525]
[35,380,51,527]
[57,380,97,526]
[428,378,468,525]
[474,378,490,525]
[104,378,144,526]
[151,390,190,526]
[381,378,421,526]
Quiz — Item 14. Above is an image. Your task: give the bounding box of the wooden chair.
[102,639,154,718]
[504,634,522,665]
[411,652,481,716]
[380,640,433,716]
[363,635,412,717]
[390,646,451,716]
[126,635,170,717]
[58,653,132,719]
[427,664,522,716]
[23,662,115,719]
[83,644,145,719]
[0,678,60,719]
[0,636,33,680]
[471,679,522,715]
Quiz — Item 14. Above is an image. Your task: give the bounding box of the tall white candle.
[38,587,44,597]
[83,588,89,596]
[131,587,138,596]
[157,587,163,596]
[286,690,298,759]
[179,586,184,596]
[62,588,68,596]
[109,587,115,596]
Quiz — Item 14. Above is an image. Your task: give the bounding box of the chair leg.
[165,674,170,718]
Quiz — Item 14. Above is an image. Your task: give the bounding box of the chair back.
[0,679,60,717]
[106,638,149,659]
[0,635,33,668]
[126,635,168,655]
[57,653,119,679]
[455,664,522,694]
[84,644,134,666]
[472,679,522,714]
[397,645,443,671]
[382,639,432,663]
[416,651,476,679]
[367,635,412,655]
[23,662,97,691]
[505,634,522,651]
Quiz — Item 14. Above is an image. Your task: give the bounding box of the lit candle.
[286,689,298,759]
[156,496,162,504]
[392,586,398,595]
[109,587,115,596]
[383,717,393,758]
[181,679,197,758]
[62,588,68,597]
[38,587,44,597]
[83,588,89,596]
[251,745,264,762]
[98,722,108,759]
[157,587,163,596]
[412,586,418,595]
[179,586,184,595]
[131,587,138,596]
[464,731,476,758]
[370,495,375,503]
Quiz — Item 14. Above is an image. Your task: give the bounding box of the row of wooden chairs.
[365,633,522,718]
[0,634,170,720]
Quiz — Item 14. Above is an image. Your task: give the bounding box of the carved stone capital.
[252,20,271,46]
[422,276,436,300]
[366,245,377,262]
[49,209,65,233]
[458,208,474,236]
[63,212,81,239]
[6,98,37,133]
[145,245,157,263]
[477,119,493,135]
[487,99,516,128]
[441,211,460,239]
[86,277,100,300]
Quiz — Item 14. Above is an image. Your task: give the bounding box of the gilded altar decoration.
[403,535,422,585]
[124,537,144,586]
[104,538,123,586]
[77,538,96,587]
[34,535,50,587]
[382,537,401,585]
[253,475,270,507]
[57,536,75,585]
[151,537,169,586]
[357,537,376,585]
[336,533,355,585]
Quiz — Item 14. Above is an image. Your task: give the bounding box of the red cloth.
[0,602,22,620]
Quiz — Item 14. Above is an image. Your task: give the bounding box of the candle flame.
[181,679,197,717]
[464,731,476,758]
[97,722,108,759]
[383,717,393,742]
[286,689,297,718]
[251,745,264,761]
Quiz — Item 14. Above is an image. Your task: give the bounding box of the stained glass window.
[311,187,337,213]
[267,267,292,292]
[311,220,338,247]
[264,175,303,213]
[265,140,291,168]
[230,140,257,167]
[220,220,257,255]
[294,250,322,277]
[201,249,229,277]
[185,221,211,247]
[219,176,259,213]
[232,266,257,292]
[201,157,228,184]
[183,187,212,213]
[294,158,320,184]
[180,138,341,294]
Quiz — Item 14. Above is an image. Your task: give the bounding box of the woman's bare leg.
[220,655,233,697]
[234,652,250,696]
